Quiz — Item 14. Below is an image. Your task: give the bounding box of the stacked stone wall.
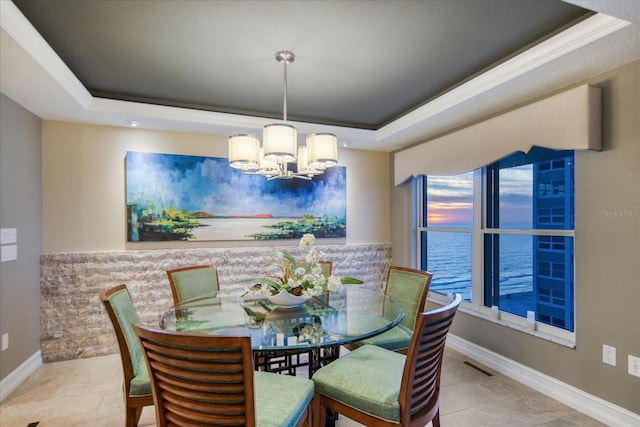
[40,244,392,362]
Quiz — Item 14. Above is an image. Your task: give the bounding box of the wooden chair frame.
[100,285,153,427]
[166,264,220,306]
[345,265,432,354]
[313,294,462,427]
[133,325,312,427]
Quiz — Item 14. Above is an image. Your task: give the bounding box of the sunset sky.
[426,166,533,227]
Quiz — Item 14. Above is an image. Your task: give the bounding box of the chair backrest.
[166,265,219,306]
[399,294,462,426]
[100,284,144,396]
[385,266,433,330]
[316,261,333,304]
[296,260,332,277]
[318,260,333,277]
[294,260,332,296]
[133,324,256,427]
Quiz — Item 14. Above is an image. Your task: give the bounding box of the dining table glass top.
[159,287,405,352]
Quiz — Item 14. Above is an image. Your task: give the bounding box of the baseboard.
[2,342,638,425]
[446,334,640,427]
[0,350,42,402]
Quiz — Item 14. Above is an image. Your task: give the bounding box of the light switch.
[629,355,640,377]
[0,228,17,244]
[1,244,17,262]
[603,344,616,366]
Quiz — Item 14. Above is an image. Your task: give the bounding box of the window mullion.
[415,177,425,269]
[471,169,484,308]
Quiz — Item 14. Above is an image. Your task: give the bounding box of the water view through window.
[493,165,535,318]
[424,171,540,305]
[421,151,575,331]
[423,173,473,300]
[423,230,472,300]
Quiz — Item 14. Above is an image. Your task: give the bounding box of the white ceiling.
[1,0,639,153]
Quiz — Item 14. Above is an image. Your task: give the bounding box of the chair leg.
[126,405,142,427]
[305,404,312,427]
[312,394,325,427]
[432,408,441,427]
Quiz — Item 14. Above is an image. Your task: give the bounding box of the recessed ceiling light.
[342,142,349,148]
[125,119,141,127]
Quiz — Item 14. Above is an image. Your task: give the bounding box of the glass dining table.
[159,286,404,376]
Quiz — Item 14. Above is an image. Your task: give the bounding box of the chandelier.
[228,51,338,180]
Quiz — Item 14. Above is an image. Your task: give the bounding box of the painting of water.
[125,151,347,241]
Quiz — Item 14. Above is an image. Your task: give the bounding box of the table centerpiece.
[243,234,362,308]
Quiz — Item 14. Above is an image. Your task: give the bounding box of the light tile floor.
[0,348,604,427]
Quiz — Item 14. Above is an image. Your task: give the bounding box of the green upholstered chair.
[345,266,433,354]
[100,285,153,427]
[133,324,314,427]
[166,264,219,306]
[312,294,462,427]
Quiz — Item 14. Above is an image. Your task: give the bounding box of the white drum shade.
[228,134,260,169]
[263,123,297,162]
[256,147,279,175]
[307,133,338,168]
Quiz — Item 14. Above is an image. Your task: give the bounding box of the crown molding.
[377,13,630,143]
[0,1,92,109]
[1,1,635,152]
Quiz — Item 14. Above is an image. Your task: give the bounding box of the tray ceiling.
[2,1,638,151]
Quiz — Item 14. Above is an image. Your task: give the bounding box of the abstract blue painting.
[125,151,347,241]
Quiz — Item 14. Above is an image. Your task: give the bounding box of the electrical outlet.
[603,344,616,366]
[1,333,8,351]
[629,355,640,377]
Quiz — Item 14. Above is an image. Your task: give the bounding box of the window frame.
[417,156,576,347]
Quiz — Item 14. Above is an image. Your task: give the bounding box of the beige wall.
[0,94,42,379]
[42,123,390,253]
[390,61,640,414]
[3,57,637,415]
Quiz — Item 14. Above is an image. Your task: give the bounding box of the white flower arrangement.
[244,234,361,298]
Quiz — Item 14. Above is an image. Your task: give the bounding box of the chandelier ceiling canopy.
[228,51,338,180]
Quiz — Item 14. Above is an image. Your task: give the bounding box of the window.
[420,173,473,301]
[418,148,575,335]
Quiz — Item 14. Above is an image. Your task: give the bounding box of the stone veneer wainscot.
[40,244,392,362]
